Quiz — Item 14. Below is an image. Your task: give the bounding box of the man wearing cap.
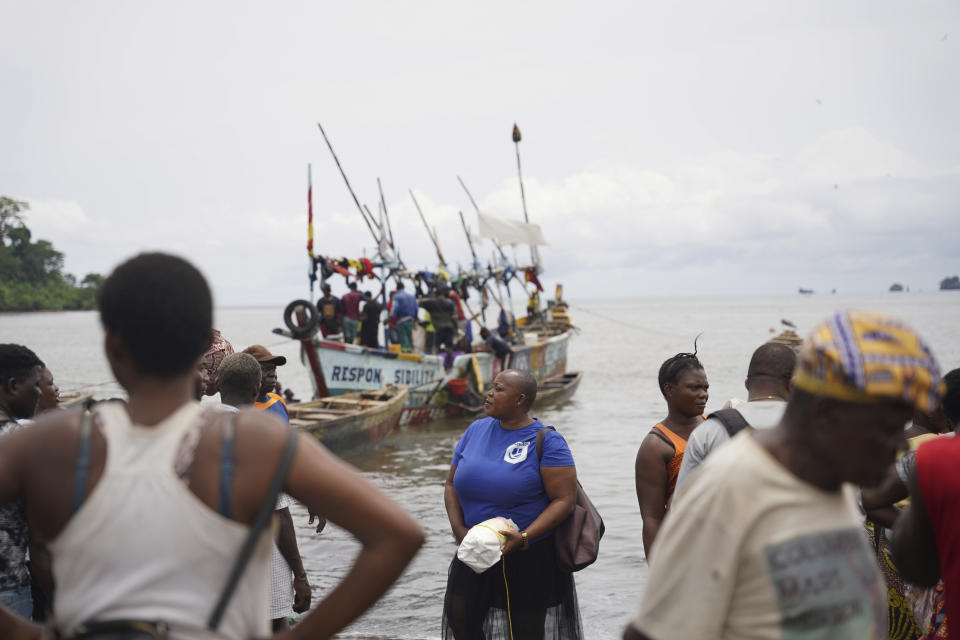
[242,345,289,423]
[624,311,942,640]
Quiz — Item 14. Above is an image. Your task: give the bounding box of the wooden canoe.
[533,371,583,408]
[287,384,408,454]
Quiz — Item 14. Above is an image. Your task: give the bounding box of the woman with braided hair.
[635,341,709,558]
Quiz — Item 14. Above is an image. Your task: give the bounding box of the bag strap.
[71,411,94,515]
[535,426,557,462]
[207,427,299,631]
[706,408,750,438]
[218,413,236,518]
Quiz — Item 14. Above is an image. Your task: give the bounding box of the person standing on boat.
[242,345,289,423]
[479,327,513,371]
[447,288,470,349]
[0,252,425,640]
[390,282,418,353]
[442,369,583,639]
[340,282,363,345]
[624,311,938,640]
[316,284,343,339]
[216,352,313,632]
[673,342,795,493]
[420,290,457,356]
[360,291,382,349]
[0,344,43,618]
[634,347,708,558]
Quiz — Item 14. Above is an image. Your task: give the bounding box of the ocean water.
[2,292,958,638]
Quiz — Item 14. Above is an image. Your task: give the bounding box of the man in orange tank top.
[635,348,708,558]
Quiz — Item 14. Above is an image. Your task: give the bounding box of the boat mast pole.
[458,210,479,268]
[378,178,397,252]
[512,123,540,270]
[316,122,380,246]
[458,210,485,325]
[409,190,447,267]
[458,175,516,324]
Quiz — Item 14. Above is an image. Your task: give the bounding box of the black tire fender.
[283,299,319,339]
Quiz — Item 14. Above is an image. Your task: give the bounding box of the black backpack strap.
[207,427,299,630]
[535,426,557,462]
[707,408,750,438]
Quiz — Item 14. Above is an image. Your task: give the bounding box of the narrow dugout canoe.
[287,384,408,455]
[533,371,583,409]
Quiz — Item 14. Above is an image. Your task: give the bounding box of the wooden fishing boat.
[287,384,407,454]
[275,323,574,425]
[533,371,583,408]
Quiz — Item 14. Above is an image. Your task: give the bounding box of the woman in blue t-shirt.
[442,370,583,639]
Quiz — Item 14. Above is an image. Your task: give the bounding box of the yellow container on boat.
[389,344,402,354]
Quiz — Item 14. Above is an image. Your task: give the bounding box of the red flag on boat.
[307,164,315,258]
[512,123,522,143]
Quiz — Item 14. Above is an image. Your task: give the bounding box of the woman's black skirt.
[441,536,582,640]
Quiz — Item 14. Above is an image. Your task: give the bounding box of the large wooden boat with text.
[275,322,574,425]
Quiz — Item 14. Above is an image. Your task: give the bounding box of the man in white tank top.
[0,252,424,640]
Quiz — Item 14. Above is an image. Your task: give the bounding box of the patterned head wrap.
[792,311,943,412]
[200,329,234,380]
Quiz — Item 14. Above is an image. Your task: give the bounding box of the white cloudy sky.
[2,1,958,305]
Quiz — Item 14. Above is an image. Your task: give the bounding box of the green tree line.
[0,196,103,311]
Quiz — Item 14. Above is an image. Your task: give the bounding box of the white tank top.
[50,401,272,640]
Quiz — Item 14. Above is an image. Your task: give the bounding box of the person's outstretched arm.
[891,466,941,588]
[281,432,424,640]
[274,506,311,613]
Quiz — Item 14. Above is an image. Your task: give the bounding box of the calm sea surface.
[2,293,958,639]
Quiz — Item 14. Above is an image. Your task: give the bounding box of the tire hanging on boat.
[284,299,320,339]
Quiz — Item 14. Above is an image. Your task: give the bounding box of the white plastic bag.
[456,516,519,573]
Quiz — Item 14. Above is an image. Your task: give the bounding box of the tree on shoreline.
[0,196,103,311]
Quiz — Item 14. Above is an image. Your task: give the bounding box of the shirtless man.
[0,253,423,640]
[634,350,708,558]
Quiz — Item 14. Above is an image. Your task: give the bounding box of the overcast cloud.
[1,1,958,305]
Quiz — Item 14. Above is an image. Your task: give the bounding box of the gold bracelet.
[521,531,529,550]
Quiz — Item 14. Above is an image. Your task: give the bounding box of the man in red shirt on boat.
[340,282,363,345]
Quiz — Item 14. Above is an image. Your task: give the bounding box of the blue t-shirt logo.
[504,441,531,464]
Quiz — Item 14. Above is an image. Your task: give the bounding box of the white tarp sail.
[477,211,549,246]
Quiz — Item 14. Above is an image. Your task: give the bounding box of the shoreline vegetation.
[1,196,103,311]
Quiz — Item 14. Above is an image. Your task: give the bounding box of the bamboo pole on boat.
[458,211,479,267]
[512,123,540,270]
[316,122,380,246]
[457,175,517,321]
[378,178,397,252]
[409,190,447,267]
